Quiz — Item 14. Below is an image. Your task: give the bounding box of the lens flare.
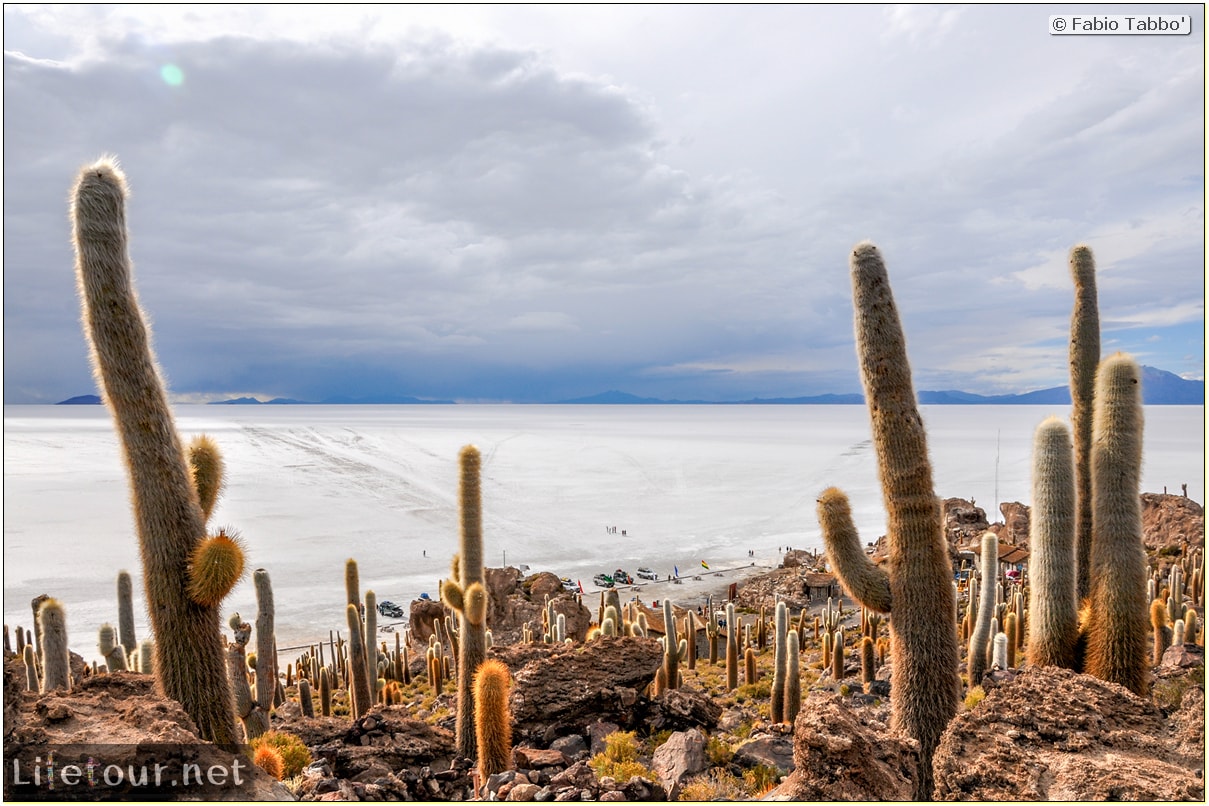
[160,64,184,87]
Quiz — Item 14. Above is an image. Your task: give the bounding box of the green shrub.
[963,685,986,711]
[705,735,733,766]
[589,731,657,782]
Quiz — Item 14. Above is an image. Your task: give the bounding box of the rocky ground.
[4,492,1204,801]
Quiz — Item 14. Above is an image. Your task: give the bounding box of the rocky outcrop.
[997,501,1030,545]
[944,498,990,548]
[407,598,447,646]
[509,636,662,745]
[1142,492,1205,550]
[932,665,1204,801]
[764,689,919,801]
[2,664,292,801]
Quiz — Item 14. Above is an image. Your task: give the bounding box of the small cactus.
[725,603,738,691]
[744,646,757,685]
[37,599,71,693]
[23,645,39,691]
[99,623,127,671]
[252,569,276,738]
[473,658,513,783]
[187,434,225,522]
[117,570,137,656]
[784,630,801,724]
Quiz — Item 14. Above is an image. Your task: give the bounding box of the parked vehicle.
[613,569,634,585]
[593,573,615,588]
[377,600,405,618]
[636,567,657,581]
[561,577,578,591]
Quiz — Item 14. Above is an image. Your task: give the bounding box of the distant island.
[53,366,1204,406]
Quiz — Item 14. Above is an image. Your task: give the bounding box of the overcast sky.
[3,4,1204,404]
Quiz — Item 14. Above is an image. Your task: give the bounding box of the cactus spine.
[252,569,276,738]
[1083,354,1149,696]
[725,603,738,690]
[968,533,999,685]
[818,243,960,799]
[473,658,512,783]
[70,159,236,744]
[38,599,71,693]
[1026,417,1079,669]
[770,601,787,723]
[1068,245,1100,603]
[440,445,489,759]
[117,570,137,656]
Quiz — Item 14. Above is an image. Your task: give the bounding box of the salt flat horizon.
[4,403,1203,659]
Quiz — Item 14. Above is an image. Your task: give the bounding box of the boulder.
[998,502,1030,545]
[527,572,565,603]
[733,733,795,775]
[650,728,706,799]
[408,598,447,645]
[509,637,662,744]
[932,665,1204,801]
[764,689,918,801]
[645,686,722,733]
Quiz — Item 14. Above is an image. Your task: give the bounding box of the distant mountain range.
[53,366,1204,406]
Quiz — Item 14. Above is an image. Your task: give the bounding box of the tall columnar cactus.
[31,594,49,661]
[860,635,876,688]
[346,604,373,719]
[117,570,137,656]
[1026,417,1079,669]
[992,633,1009,671]
[784,631,802,725]
[706,595,719,665]
[439,445,489,759]
[968,533,999,685]
[252,569,276,737]
[831,630,844,681]
[818,242,960,798]
[71,159,237,744]
[1068,245,1100,603]
[319,667,332,717]
[662,599,680,691]
[1083,354,1149,696]
[744,646,757,685]
[365,590,378,688]
[770,601,787,723]
[474,658,513,786]
[38,599,71,693]
[725,603,738,691]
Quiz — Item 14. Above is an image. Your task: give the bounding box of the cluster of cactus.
[227,613,269,739]
[439,445,490,759]
[967,533,999,685]
[1147,557,1204,659]
[819,243,960,800]
[71,158,245,744]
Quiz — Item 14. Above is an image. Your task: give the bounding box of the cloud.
[3,6,1203,403]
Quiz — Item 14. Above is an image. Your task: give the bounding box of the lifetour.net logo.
[5,744,257,801]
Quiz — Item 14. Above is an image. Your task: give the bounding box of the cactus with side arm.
[71,159,237,744]
[818,243,960,799]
